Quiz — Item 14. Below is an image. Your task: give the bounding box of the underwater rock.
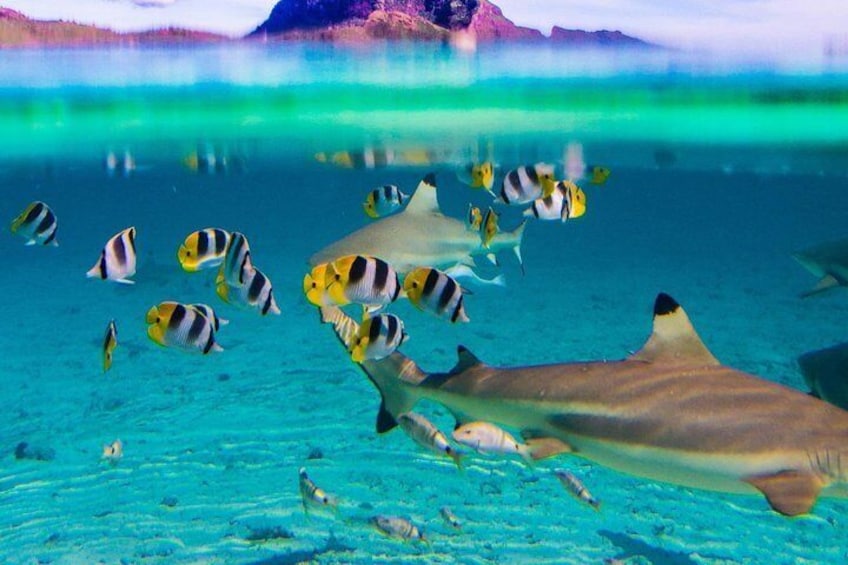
[160,496,179,508]
[244,525,294,543]
[306,447,324,460]
[14,441,55,461]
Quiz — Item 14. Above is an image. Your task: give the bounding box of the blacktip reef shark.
[320,295,848,517]
[309,173,525,277]
[792,236,848,297]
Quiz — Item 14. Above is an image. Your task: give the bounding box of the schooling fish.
[304,263,333,307]
[466,204,482,232]
[326,293,848,517]
[102,439,123,462]
[219,231,251,287]
[523,180,587,222]
[350,313,407,363]
[457,161,495,194]
[555,469,601,511]
[103,319,118,373]
[310,174,525,279]
[298,467,337,514]
[325,255,401,313]
[146,301,223,354]
[370,515,425,541]
[216,259,281,316]
[177,228,231,272]
[10,201,58,246]
[86,227,137,284]
[188,303,229,331]
[452,421,535,465]
[499,163,556,205]
[439,506,462,530]
[481,207,499,249]
[403,267,469,323]
[363,185,408,219]
[397,411,463,469]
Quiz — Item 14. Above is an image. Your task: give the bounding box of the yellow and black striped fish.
[177,228,231,272]
[481,207,499,249]
[146,301,223,354]
[219,231,251,287]
[363,185,409,219]
[403,267,470,323]
[499,163,556,205]
[303,263,333,307]
[325,255,401,312]
[523,180,587,222]
[10,201,58,246]
[350,313,407,363]
[103,319,117,373]
[86,227,137,284]
[188,303,229,331]
[466,204,482,232]
[588,165,611,185]
[216,260,281,316]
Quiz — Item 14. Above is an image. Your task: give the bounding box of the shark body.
[309,174,524,275]
[792,237,848,297]
[322,294,848,516]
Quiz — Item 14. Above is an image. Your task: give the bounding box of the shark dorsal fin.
[451,345,484,374]
[403,173,440,215]
[628,293,720,366]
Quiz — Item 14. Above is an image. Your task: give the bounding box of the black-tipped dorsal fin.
[628,293,720,366]
[451,345,484,374]
[403,173,440,215]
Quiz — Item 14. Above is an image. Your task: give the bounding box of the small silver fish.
[439,506,462,530]
[370,515,425,541]
[397,412,463,468]
[452,421,534,465]
[298,467,337,514]
[555,469,601,511]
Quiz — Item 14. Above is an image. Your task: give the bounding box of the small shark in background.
[798,341,848,412]
[310,173,524,276]
[320,294,848,517]
[792,237,848,297]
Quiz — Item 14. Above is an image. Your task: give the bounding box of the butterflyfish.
[466,204,482,232]
[103,319,118,373]
[146,301,223,354]
[481,207,499,249]
[218,231,251,287]
[216,259,281,316]
[523,180,587,222]
[350,313,407,363]
[325,255,401,313]
[499,163,556,205]
[188,303,228,331]
[457,161,495,194]
[177,228,231,272]
[86,227,137,284]
[10,201,58,246]
[555,469,601,510]
[398,412,464,468]
[403,267,469,323]
[303,263,333,307]
[363,185,408,219]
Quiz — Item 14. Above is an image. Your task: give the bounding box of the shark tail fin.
[628,293,720,367]
[800,274,839,298]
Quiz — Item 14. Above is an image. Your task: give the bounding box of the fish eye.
[412,282,418,288]
[322,497,329,504]
[186,251,192,256]
[311,282,317,288]
[335,274,341,280]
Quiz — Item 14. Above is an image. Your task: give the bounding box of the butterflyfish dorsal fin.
[451,345,484,374]
[628,293,720,367]
[403,173,441,215]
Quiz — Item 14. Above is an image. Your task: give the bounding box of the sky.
[3,0,847,58]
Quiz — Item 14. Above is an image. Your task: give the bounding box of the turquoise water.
[2,43,848,564]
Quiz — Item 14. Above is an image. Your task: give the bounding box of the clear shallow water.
[2,44,848,564]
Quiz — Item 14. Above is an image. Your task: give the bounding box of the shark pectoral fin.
[376,398,398,434]
[524,437,573,461]
[800,274,839,298]
[744,471,823,516]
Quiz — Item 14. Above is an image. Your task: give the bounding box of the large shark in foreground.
[792,237,848,297]
[321,295,848,516]
[310,174,524,274]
